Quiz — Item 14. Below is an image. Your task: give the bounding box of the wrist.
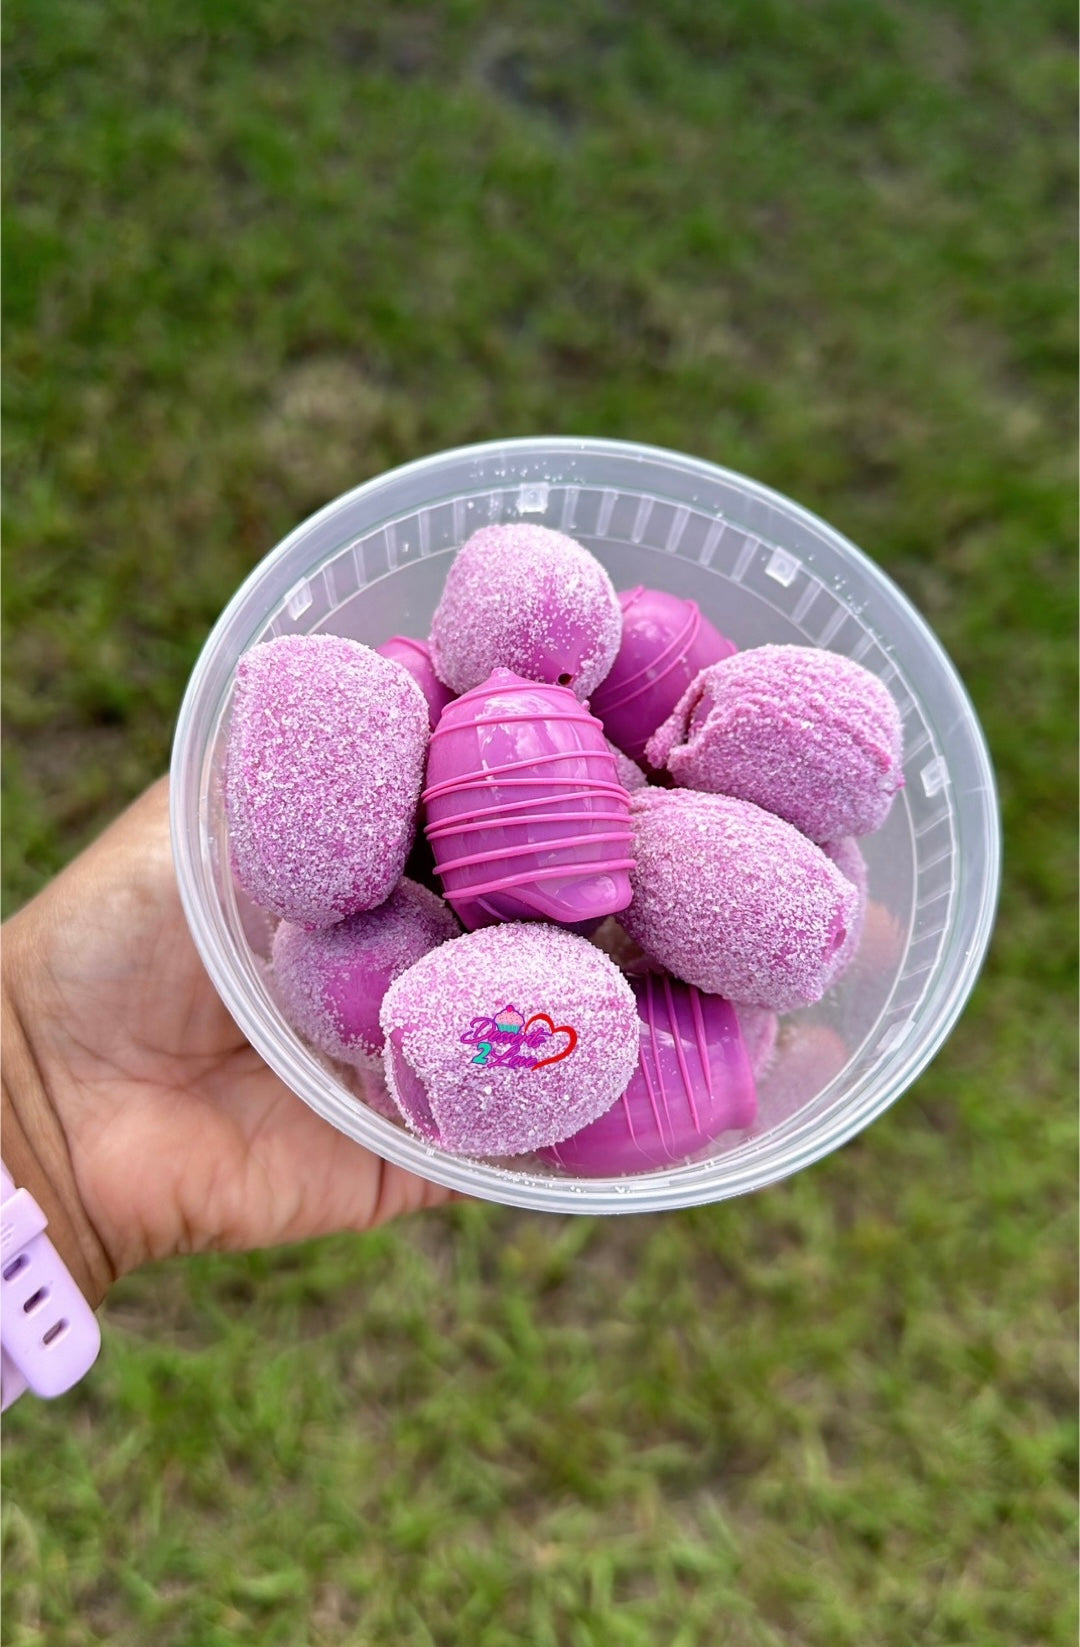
[2,991,114,1311]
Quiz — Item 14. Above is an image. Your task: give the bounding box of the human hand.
[2,779,453,1308]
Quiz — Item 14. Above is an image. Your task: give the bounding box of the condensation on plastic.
[170,437,1001,1215]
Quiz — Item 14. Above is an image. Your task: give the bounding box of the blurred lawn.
[2,2,1076,1644]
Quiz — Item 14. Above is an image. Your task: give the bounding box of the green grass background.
[2,2,1076,1642]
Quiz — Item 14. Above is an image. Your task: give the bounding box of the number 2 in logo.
[471,1041,493,1066]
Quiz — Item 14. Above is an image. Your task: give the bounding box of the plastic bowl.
[170,437,1000,1214]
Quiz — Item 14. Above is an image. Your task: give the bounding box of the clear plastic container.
[170,438,1000,1214]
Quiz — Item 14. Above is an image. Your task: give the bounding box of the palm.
[5,780,450,1287]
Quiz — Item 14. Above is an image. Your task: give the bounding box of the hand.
[2,779,453,1307]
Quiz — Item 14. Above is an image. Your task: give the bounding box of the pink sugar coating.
[271,878,460,1067]
[621,789,860,1011]
[645,644,904,841]
[605,738,648,791]
[429,524,622,702]
[225,634,429,927]
[379,922,639,1156]
[821,836,869,982]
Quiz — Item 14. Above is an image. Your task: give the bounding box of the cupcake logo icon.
[461,1003,578,1071]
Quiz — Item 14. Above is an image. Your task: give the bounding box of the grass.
[2,2,1076,1642]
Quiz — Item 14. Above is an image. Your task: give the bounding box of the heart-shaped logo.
[523,1014,578,1070]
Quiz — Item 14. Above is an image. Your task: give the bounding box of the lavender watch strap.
[0,1163,100,1409]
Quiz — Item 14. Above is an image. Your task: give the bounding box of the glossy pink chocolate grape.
[379,923,639,1156]
[225,635,429,927]
[542,972,756,1176]
[621,789,860,1011]
[271,878,459,1067]
[646,644,904,841]
[429,523,621,701]
[590,585,736,764]
[377,635,456,732]
[423,669,634,930]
